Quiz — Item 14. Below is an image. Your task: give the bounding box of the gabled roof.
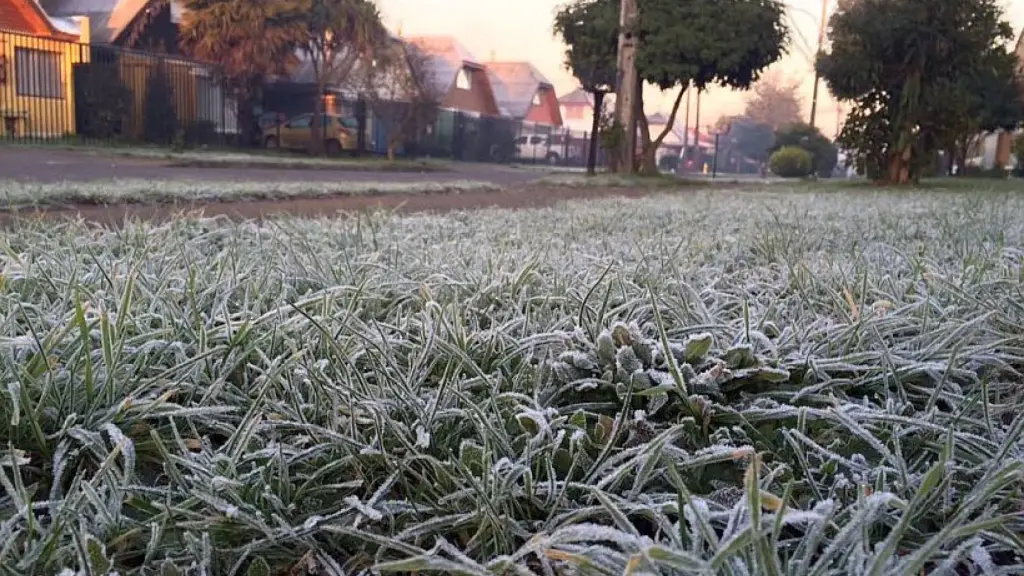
[1,0,78,38]
[558,88,594,106]
[405,35,482,95]
[39,0,180,43]
[1016,28,1023,68]
[485,61,552,118]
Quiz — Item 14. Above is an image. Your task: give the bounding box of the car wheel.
[264,136,279,150]
[325,139,342,157]
[546,153,561,165]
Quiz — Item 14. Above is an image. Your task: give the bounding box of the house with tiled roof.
[1,0,89,137]
[485,61,561,126]
[405,35,500,117]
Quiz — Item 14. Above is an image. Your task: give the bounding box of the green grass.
[0,178,500,210]
[1,186,1023,574]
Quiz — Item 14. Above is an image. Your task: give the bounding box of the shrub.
[143,62,179,145]
[961,165,1009,179]
[769,145,813,178]
[658,154,680,172]
[773,123,839,177]
[75,62,131,140]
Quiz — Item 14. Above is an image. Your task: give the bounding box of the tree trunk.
[311,77,326,156]
[586,91,604,176]
[237,90,256,149]
[639,86,687,174]
[886,145,912,185]
[638,99,654,173]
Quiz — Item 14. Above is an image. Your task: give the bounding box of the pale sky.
[378,0,1024,138]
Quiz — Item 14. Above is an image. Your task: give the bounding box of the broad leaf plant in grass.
[1,187,1023,575]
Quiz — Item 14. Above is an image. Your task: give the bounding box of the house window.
[456,68,471,90]
[532,93,541,106]
[15,48,63,99]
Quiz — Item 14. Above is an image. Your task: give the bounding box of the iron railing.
[2,28,610,167]
[1,29,236,148]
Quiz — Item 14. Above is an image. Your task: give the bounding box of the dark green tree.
[719,115,775,166]
[296,0,385,155]
[818,0,1023,184]
[177,0,306,147]
[772,123,839,178]
[553,0,788,174]
[143,61,179,145]
[553,0,618,175]
[929,48,1024,174]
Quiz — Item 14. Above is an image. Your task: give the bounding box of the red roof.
[0,0,76,38]
[0,0,43,34]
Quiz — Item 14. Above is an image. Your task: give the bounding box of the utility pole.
[614,0,639,173]
[682,90,691,171]
[694,89,702,170]
[808,0,829,129]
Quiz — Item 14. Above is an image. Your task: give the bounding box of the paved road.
[0,147,544,186]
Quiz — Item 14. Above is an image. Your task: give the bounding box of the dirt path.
[0,186,654,227]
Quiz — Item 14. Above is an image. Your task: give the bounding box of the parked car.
[515,134,561,164]
[263,113,359,155]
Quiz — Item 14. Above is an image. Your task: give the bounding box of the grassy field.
[0,179,499,209]
[1,186,1023,575]
[1,141,451,172]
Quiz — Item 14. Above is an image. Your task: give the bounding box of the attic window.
[532,93,541,106]
[456,68,471,90]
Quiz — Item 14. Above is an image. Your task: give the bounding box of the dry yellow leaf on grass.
[545,548,589,565]
[843,287,860,320]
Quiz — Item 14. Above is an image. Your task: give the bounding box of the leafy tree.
[718,115,775,166]
[177,0,305,147]
[355,39,443,160]
[930,49,1024,174]
[745,72,803,131]
[553,0,618,175]
[772,122,838,178]
[553,0,788,174]
[818,0,1023,184]
[295,0,385,155]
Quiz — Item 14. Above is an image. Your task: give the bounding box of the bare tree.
[745,72,804,132]
[353,40,442,160]
[296,0,384,155]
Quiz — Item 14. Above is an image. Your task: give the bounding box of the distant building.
[485,61,561,127]
[405,35,500,117]
[558,88,607,133]
[1,0,86,137]
[39,0,184,53]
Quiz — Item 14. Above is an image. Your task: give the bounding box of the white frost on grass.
[96,147,446,169]
[0,178,500,208]
[2,186,1024,574]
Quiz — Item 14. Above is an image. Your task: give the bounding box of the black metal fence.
[1,29,235,148]
[2,29,608,167]
[416,109,606,168]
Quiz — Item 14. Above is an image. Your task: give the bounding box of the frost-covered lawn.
[2,141,450,172]
[0,178,499,209]
[2,188,1023,574]
[156,150,450,172]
